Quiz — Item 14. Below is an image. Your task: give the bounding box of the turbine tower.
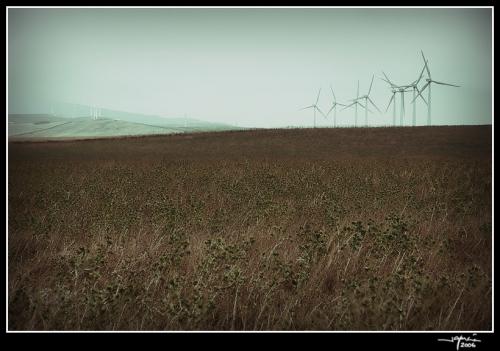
[413,50,460,126]
[324,85,346,128]
[342,81,366,127]
[397,87,412,126]
[353,75,381,127]
[299,88,324,128]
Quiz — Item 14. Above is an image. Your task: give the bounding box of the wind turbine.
[353,75,381,127]
[341,81,366,127]
[381,72,413,127]
[300,88,324,128]
[412,50,460,126]
[404,64,428,126]
[324,85,346,127]
[91,105,99,120]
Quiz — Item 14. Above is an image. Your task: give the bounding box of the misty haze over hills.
[8,104,242,139]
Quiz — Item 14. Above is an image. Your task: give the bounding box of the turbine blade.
[380,77,396,88]
[342,102,356,111]
[410,92,421,104]
[380,77,389,84]
[432,80,460,87]
[386,93,395,112]
[325,105,334,117]
[420,50,426,62]
[315,106,326,117]
[410,86,425,104]
[382,71,391,82]
[417,89,428,105]
[357,80,359,98]
[382,71,397,87]
[415,64,426,85]
[315,88,322,105]
[421,51,431,78]
[299,105,315,111]
[420,81,430,94]
[368,97,381,113]
[330,85,336,103]
[426,61,431,79]
[368,74,374,95]
[359,102,371,113]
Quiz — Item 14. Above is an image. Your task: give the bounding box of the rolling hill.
[8,112,241,140]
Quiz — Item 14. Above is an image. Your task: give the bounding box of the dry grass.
[8,126,492,330]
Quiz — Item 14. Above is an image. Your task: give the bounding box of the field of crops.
[8,126,492,331]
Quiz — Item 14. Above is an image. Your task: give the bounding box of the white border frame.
[5,5,494,334]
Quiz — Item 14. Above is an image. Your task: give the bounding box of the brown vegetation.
[8,126,492,330]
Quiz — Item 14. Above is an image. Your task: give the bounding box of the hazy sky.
[8,7,492,127]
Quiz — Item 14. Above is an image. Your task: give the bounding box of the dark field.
[8,126,492,331]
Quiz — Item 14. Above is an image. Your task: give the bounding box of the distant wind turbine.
[324,85,346,128]
[353,75,381,127]
[381,72,413,127]
[405,64,428,126]
[342,81,367,127]
[300,88,325,128]
[91,105,99,120]
[412,50,460,126]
